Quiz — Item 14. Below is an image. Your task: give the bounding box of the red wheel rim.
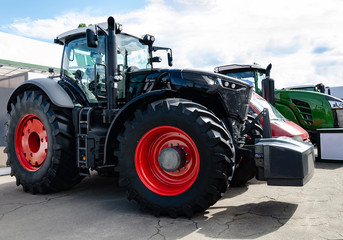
[15,114,48,172]
[135,126,200,196]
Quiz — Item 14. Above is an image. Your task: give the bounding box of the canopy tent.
[0,58,59,80]
[0,31,62,80]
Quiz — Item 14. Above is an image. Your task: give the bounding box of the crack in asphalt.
[209,202,291,239]
[248,206,287,226]
[0,192,74,222]
[191,219,199,229]
[148,219,166,240]
[0,204,25,222]
[188,202,287,239]
[215,219,234,238]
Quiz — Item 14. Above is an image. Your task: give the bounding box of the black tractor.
[4,17,314,217]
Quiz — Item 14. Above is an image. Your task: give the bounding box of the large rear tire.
[115,99,234,217]
[5,90,81,193]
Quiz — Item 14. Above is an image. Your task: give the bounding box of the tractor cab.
[215,63,266,95]
[59,33,152,104]
[55,21,172,107]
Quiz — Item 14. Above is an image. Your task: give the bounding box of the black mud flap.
[254,137,315,186]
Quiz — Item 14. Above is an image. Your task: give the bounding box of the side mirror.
[168,52,173,67]
[87,28,98,48]
[152,46,173,67]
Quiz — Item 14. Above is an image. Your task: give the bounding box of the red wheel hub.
[15,114,48,171]
[135,126,200,196]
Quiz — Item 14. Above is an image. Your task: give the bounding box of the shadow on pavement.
[315,161,343,170]
[0,173,297,240]
[193,200,298,239]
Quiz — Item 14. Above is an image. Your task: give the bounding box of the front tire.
[115,99,234,217]
[5,90,81,193]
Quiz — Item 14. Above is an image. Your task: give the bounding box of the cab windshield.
[61,33,151,103]
[225,70,264,94]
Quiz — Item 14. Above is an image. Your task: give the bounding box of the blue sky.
[1,0,343,88]
[0,0,145,26]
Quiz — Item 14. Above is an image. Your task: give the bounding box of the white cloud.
[3,0,343,88]
[6,11,106,40]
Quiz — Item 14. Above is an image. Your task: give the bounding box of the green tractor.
[215,63,343,144]
[4,18,314,217]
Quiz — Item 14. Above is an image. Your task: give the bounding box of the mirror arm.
[152,46,169,51]
[152,46,173,67]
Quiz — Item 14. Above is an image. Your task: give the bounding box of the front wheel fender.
[7,78,74,112]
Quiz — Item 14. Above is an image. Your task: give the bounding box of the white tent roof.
[0,31,63,80]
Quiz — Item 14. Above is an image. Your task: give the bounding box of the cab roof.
[54,22,141,45]
[54,23,105,45]
[215,63,266,74]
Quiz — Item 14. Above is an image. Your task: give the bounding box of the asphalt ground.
[0,159,342,240]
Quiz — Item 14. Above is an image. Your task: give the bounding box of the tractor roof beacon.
[4,17,314,217]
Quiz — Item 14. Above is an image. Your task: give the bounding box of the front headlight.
[326,96,343,109]
[217,78,246,90]
[328,100,343,109]
[291,136,304,142]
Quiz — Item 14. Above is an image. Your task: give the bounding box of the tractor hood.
[179,69,250,88]
[270,120,310,142]
[128,68,251,91]
[275,89,343,129]
[127,68,253,122]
